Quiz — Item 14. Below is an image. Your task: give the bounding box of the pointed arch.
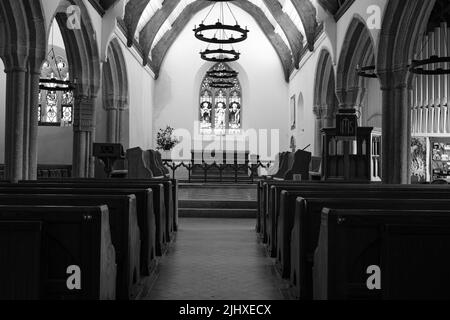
[102,37,130,147]
[336,16,375,109]
[313,49,337,156]
[51,0,101,177]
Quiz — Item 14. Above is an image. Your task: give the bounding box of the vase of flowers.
[156,126,179,159]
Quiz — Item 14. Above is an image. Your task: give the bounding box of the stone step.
[179,208,257,218]
[179,200,257,209]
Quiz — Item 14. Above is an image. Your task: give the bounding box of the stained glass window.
[199,63,242,135]
[200,90,213,132]
[46,91,58,123]
[38,50,74,127]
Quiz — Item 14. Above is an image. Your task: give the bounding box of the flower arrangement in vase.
[156,126,179,159]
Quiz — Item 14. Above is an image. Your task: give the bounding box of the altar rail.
[162,159,273,183]
[0,165,72,180]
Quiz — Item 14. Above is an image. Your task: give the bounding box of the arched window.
[199,63,242,135]
[38,46,74,127]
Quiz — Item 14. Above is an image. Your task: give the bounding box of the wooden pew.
[287,195,450,299]
[0,186,159,275]
[21,178,178,237]
[265,183,450,257]
[0,221,42,299]
[0,194,140,300]
[314,208,450,300]
[0,205,116,300]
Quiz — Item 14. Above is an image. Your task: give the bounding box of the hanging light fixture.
[356,65,377,78]
[200,48,240,62]
[193,0,249,45]
[38,24,75,126]
[194,0,249,63]
[209,80,235,89]
[207,68,238,79]
[39,48,75,91]
[40,24,75,91]
[409,56,450,75]
[409,26,450,75]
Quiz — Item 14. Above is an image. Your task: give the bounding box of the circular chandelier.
[209,80,235,89]
[40,47,75,91]
[409,55,450,75]
[409,27,450,75]
[200,48,240,62]
[207,68,238,79]
[193,0,249,45]
[356,65,377,78]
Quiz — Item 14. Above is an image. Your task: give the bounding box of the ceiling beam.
[149,1,211,77]
[317,0,339,15]
[140,0,181,66]
[149,0,294,81]
[262,0,304,68]
[290,0,318,51]
[123,0,150,47]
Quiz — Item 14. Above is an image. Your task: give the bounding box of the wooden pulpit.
[321,127,381,182]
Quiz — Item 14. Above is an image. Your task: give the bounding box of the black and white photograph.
[0,0,450,308]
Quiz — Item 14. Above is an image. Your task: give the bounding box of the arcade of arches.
[1,0,448,184]
[0,0,450,301]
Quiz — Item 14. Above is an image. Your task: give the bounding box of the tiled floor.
[144,218,286,300]
[179,185,257,201]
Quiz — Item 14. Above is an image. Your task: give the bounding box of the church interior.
[0,0,450,301]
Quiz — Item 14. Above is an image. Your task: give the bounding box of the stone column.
[105,99,118,143]
[3,53,28,182]
[313,105,323,156]
[322,104,336,128]
[117,100,129,147]
[379,70,411,184]
[25,55,44,180]
[73,94,97,178]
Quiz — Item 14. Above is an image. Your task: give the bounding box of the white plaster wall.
[289,35,335,155]
[121,39,155,150]
[153,5,289,158]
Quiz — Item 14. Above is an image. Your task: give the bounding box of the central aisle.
[145,218,286,300]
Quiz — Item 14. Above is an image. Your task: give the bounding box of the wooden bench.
[287,196,450,299]
[0,186,159,275]
[21,178,178,238]
[265,183,450,257]
[0,194,140,300]
[0,205,116,300]
[314,208,450,300]
[0,221,42,299]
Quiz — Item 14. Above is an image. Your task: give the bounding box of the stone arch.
[102,37,130,148]
[0,0,47,181]
[376,0,436,184]
[313,49,337,156]
[50,0,101,177]
[336,16,376,111]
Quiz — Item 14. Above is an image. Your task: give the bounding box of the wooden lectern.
[321,109,381,182]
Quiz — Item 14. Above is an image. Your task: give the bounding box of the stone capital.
[377,69,408,91]
[73,95,96,132]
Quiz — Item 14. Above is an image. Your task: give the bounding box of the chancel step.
[179,200,257,209]
[179,208,257,218]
